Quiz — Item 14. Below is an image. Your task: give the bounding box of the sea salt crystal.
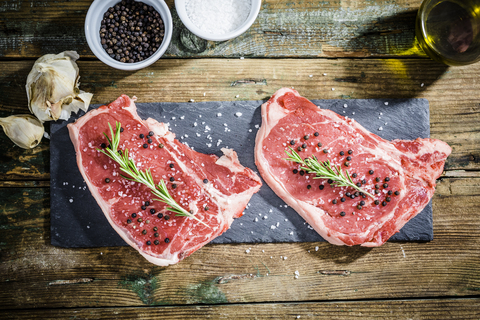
[384,102,389,106]
[378,126,383,131]
[235,112,242,117]
[217,113,222,117]
[294,270,300,279]
[185,0,252,35]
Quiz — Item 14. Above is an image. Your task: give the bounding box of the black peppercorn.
[317,142,322,147]
[139,133,144,138]
[143,143,148,148]
[340,211,346,216]
[157,213,163,219]
[385,177,390,182]
[394,191,400,196]
[314,132,319,137]
[297,146,303,152]
[164,215,170,220]
[386,197,391,202]
[360,201,365,206]
[340,151,345,156]
[293,169,298,174]
[362,179,367,184]
[132,213,137,218]
[376,177,381,182]
[101,143,107,148]
[352,173,357,178]
[346,156,352,161]
[169,177,175,182]
[304,135,309,140]
[341,197,346,202]
[127,219,132,224]
[147,139,152,144]
[332,199,337,204]
[169,163,174,168]
[307,185,312,189]
[357,205,363,210]
[171,184,177,189]
[374,200,380,205]
[203,179,208,183]
[299,171,305,176]
[375,189,380,194]
[150,208,156,214]
[383,183,389,188]
[323,149,329,153]
[154,240,159,245]
[356,182,362,187]
[204,206,209,211]
[105,178,111,183]
[145,201,150,206]
[158,143,164,148]
[348,150,353,154]
[302,143,307,149]
[153,227,158,231]
[327,179,333,184]
[142,229,147,235]
[146,240,151,245]
[388,190,393,195]
[165,238,170,243]
[344,162,350,167]
[148,131,154,136]
[120,127,124,132]
[346,192,351,197]
[382,201,387,206]
[141,205,146,210]
[290,140,296,145]
[319,185,325,190]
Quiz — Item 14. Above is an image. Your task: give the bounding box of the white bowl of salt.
[175,0,261,41]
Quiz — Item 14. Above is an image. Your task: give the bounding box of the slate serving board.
[50,98,432,248]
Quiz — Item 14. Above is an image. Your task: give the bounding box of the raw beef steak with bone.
[255,88,451,246]
[68,95,261,265]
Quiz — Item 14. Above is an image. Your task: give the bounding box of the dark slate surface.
[50,98,432,248]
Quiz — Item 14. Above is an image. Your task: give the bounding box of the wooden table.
[1,1,479,318]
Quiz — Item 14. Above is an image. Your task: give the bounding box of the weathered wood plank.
[0,58,478,179]
[1,298,480,319]
[0,0,428,59]
[0,178,479,309]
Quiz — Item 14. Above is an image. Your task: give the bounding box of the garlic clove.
[0,114,44,149]
[26,51,93,122]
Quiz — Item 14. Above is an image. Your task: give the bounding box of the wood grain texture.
[1,298,480,319]
[0,58,478,179]
[0,178,479,309]
[0,0,428,59]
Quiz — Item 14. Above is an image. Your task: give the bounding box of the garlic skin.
[0,114,44,149]
[26,51,93,122]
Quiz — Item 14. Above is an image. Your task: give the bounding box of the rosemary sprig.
[284,147,375,198]
[97,122,210,228]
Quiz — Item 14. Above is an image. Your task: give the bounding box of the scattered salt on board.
[185,0,252,35]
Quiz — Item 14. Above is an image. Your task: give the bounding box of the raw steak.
[68,95,262,265]
[255,88,451,246]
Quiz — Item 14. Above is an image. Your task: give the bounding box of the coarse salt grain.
[185,0,252,35]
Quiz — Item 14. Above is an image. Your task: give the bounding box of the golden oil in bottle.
[416,0,480,65]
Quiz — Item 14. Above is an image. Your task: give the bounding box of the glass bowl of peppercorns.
[85,0,172,70]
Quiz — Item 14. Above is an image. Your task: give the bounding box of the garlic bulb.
[26,51,93,122]
[0,114,44,149]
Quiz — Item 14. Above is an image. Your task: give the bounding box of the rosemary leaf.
[284,147,374,198]
[97,122,210,228]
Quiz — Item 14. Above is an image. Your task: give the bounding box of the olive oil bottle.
[416,0,480,65]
